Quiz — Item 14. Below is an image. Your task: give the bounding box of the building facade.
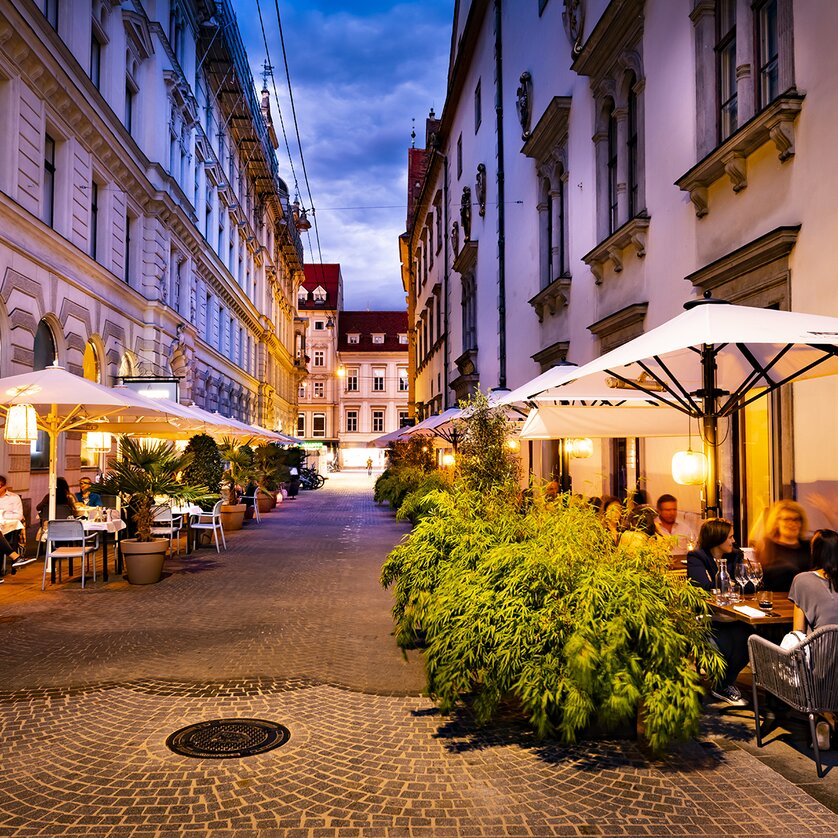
[0,0,303,514]
[295,263,343,466]
[402,0,838,537]
[337,311,409,469]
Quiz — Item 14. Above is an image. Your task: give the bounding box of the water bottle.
[714,558,731,605]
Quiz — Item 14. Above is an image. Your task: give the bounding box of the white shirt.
[655,517,695,556]
[0,490,24,523]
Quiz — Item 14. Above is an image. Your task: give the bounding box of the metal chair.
[190,500,226,552]
[240,486,261,524]
[149,504,184,556]
[749,626,838,777]
[41,519,99,590]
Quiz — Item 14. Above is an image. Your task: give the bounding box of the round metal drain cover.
[166,718,290,759]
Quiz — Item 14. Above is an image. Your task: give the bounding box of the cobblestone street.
[1,473,837,837]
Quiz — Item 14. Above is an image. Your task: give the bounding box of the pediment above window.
[528,276,571,323]
[676,92,805,218]
[588,302,648,354]
[123,11,154,61]
[571,0,645,82]
[453,240,478,275]
[582,214,650,284]
[522,96,571,163]
[531,341,569,373]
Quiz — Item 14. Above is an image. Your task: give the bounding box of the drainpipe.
[494,0,507,389]
[442,152,450,406]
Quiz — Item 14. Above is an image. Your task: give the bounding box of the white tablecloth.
[83,519,126,535]
[171,504,203,517]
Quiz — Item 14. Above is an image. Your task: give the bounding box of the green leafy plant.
[182,433,224,510]
[382,489,724,750]
[386,436,437,472]
[252,442,289,491]
[93,436,211,542]
[217,436,256,503]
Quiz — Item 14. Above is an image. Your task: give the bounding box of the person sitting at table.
[0,529,22,583]
[618,506,659,553]
[687,518,751,707]
[788,528,838,749]
[0,474,24,559]
[600,495,623,546]
[756,499,811,592]
[75,477,102,507]
[36,477,79,522]
[655,493,696,560]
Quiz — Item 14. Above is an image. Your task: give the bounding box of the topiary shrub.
[182,433,223,510]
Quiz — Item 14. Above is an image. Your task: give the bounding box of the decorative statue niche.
[475,164,487,218]
[516,72,532,140]
[460,186,472,241]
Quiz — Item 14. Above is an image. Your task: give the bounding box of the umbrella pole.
[701,347,722,518]
[48,409,58,522]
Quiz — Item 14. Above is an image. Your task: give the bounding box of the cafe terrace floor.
[0,472,836,836]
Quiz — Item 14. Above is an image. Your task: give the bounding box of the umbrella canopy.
[519,404,689,439]
[502,297,838,513]
[0,367,176,519]
[370,426,414,448]
[403,407,464,448]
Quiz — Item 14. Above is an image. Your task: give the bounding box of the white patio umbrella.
[403,407,464,449]
[0,366,177,520]
[370,426,414,448]
[519,403,688,439]
[501,296,838,513]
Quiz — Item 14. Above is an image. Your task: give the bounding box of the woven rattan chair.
[749,626,838,777]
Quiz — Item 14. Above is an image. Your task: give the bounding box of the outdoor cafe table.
[708,592,794,626]
[44,517,126,584]
[170,503,203,555]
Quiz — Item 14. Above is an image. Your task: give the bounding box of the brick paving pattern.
[1,472,837,836]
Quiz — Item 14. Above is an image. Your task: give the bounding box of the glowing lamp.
[672,449,707,485]
[85,431,112,452]
[566,437,593,459]
[505,438,520,451]
[442,453,456,467]
[336,366,346,378]
[4,404,38,443]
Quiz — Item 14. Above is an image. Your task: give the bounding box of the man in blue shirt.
[75,477,103,507]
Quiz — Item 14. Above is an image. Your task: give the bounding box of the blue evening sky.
[234,1,452,311]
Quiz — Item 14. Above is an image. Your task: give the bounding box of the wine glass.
[747,559,763,601]
[735,560,750,601]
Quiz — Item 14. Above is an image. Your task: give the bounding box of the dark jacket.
[687,547,742,591]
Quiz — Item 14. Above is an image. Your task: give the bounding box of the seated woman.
[618,506,658,553]
[756,499,811,591]
[36,477,79,522]
[687,518,751,707]
[600,495,623,546]
[788,529,838,749]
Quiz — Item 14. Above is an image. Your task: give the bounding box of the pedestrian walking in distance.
[366,457,373,476]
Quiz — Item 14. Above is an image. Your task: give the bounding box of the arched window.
[626,74,638,218]
[606,100,619,234]
[83,340,101,383]
[32,319,58,469]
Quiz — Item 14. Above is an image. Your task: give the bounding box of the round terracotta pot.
[257,494,272,514]
[121,538,169,585]
[220,503,246,531]
[268,491,278,509]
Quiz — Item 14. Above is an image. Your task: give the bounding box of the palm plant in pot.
[252,443,289,512]
[217,436,253,531]
[93,436,211,584]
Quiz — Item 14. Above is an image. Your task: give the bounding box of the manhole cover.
[166,718,290,759]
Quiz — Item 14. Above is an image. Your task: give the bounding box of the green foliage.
[456,390,521,492]
[374,465,431,510]
[381,490,723,751]
[182,433,224,509]
[252,443,289,491]
[396,470,455,523]
[218,436,255,501]
[386,436,437,471]
[93,436,212,542]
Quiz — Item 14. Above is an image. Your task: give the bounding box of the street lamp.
[336,366,346,378]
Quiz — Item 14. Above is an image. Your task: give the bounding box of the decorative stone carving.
[528,277,572,323]
[475,164,487,218]
[451,220,460,256]
[516,71,532,140]
[582,214,650,284]
[460,186,472,241]
[562,0,586,58]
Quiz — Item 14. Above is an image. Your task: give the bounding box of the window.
[313,381,324,398]
[716,0,737,142]
[346,367,359,391]
[398,410,409,427]
[297,287,308,306]
[297,413,305,436]
[313,349,324,367]
[398,333,408,345]
[345,410,358,432]
[755,0,779,109]
[627,75,639,218]
[43,0,58,29]
[298,382,306,399]
[347,333,360,344]
[43,133,56,228]
[372,410,385,434]
[462,275,477,352]
[398,368,409,391]
[89,180,99,259]
[32,319,57,469]
[205,187,214,240]
[474,79,482,132]
[90,30,102,90]
[457,133,463,179]
[372,334,384,344]
[312,413,326,438]
[125,78,136,133]
[314,320,325,331]
[607,102,618,235]
[124,211,134,283]
[372,367,385,391]
[312,285,327,303]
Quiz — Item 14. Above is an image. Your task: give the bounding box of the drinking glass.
[757,589,774,611]
[747,560,763,599]
[735,560,750,600]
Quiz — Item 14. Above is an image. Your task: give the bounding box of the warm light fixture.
[4,403,38,443]
[336,366,346,378]
[442,453,456,467]
[85,431,112,452]
[672,448,707,485]
[566,437,593,459]
[506,438,520,451]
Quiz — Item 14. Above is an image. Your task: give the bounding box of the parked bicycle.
[299,466,326,490]
[327,460,341,473]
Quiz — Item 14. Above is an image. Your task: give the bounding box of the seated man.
[0,474,24,577]
[655,493,696,561]
[75,477,103,507]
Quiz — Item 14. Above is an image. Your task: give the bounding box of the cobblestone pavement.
[1,473,837,837]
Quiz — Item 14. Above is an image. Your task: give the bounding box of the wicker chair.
[749,626,838,777]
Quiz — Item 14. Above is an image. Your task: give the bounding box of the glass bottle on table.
[714,558,732,605]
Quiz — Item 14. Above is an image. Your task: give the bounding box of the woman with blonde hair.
[757,499,810,591]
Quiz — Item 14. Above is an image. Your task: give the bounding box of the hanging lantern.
[506,438,520,451]
[442,453,456,467]
[566,437,593,459]
[85,431,112,452]
[672,449,707,485]
[4,404,38,443]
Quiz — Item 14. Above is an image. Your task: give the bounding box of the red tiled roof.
[406,147,430,230]
[301,264,342,309]
[338,311,408,353]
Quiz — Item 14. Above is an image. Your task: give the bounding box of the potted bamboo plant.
[217,436,252,531]
[93,436,211,584]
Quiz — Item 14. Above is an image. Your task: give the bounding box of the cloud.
[236,1,451,310]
